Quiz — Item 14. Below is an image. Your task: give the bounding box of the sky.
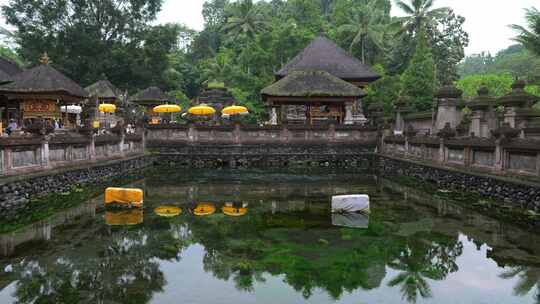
[1,0,539,55]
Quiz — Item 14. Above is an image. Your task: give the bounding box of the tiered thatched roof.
[85,80,121,101]
[0,57,23,83]
[275,36,380,82]
[130,86,170,105]
[262,71,366,100]
[197,81,235,105]
[0,63,88,101]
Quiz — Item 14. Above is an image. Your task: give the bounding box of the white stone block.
[331,194,370,214]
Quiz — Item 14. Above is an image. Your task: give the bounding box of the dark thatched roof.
[85,80,120,100]
[0,57,23,83]
[261,70,366,99]
[130,86,170,104]
[0,64,88,99]
[276,36,380,82]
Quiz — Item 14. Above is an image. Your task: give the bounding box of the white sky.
[0,0,538,55]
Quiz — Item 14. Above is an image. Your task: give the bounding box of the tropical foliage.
[1,0,469,119]
[510,7,540,56]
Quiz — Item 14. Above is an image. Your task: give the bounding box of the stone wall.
[0,133,144,177]
[0,155,152,221]
[383,135,540,178]
[151,143,376,169]
[379,155,540,211]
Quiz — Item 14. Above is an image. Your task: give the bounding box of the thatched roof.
[85,80,120,100]
[276,36,380,82]
[0,64,88,99]
[0,57,23,83]
[261,70,366,99]
[130,86,170,104]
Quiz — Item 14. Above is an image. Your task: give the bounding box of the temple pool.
[0,169,539,304]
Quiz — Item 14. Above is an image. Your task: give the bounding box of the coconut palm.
[337,0,390,63]
[394,0,449,35]
[222,0,269,39]
[500,266,540,303]
[510,7,540,56]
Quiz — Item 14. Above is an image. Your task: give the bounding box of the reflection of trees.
[387,236,463,303]
[10,221,190,304]
[500,266,540,304]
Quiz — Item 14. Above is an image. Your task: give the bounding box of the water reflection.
[193,203,216,216]
[331,213,369,229]
[105,209,144,226]
[1,170,540,304]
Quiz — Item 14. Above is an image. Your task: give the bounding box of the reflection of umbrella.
[188,105,215,115]
[153,104,181,113]
[154,206,182,217]
[99,103,116,113]
[193,203,216,216]
[105,210,143,226]
[222,206,247,217]
[222,105,248,115]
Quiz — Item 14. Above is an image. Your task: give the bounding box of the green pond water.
[1,169,540,304]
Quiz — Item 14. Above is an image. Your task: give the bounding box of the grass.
[0,169,152,234]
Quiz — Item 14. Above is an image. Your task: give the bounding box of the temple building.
[0,55,88,129]
[130,86,171,124]
[86,79,123,127]
[193,81,236,123]
[0,56,24,127]
[261,36,380,125]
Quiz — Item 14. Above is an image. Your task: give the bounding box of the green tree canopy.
[401,28,436,111]
[510,7,540,56]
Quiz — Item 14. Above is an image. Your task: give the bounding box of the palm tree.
[222,0,269,39]
[387,247,443,303]
[337,0,390,64]
[510,7,540,56]
[500,266,540,303]
[394,0,449,35]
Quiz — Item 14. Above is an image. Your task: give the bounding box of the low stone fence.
[145,123,378,145]
[379,155,540,211]
[0,133,144,177]
[145,124,378,169]
[383,135,540,178]
[0,155,151,221]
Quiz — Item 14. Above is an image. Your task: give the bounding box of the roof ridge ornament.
[40,52,50,65]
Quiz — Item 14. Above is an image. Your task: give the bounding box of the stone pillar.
[329,123,336,142]
[470,111,482,137]
[281,125,289,143]
[434,86,463,131]
[504,107,517,128]
[89,135,96,160]
[395,111,404,132]
[494,139,503,171]
[344,102,354,125]
[233,122,241,144]
[41,137,51,168]
[120,134,126,156]
[188,125,196,142]
[438,138,445,164]
[270,107,278,125]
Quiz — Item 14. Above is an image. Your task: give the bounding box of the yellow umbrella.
[154,205,182,217]
[193,203,216,216]
[99,103,116,113]
[153,104,182,113]
[105,210,143,226]
[188,105,216,116]
[222,105,249,115]
[222,206,247,217]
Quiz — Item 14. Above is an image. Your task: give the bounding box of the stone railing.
[383,134,540,177]
[145,123,379,146]
[0,132,144,177]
